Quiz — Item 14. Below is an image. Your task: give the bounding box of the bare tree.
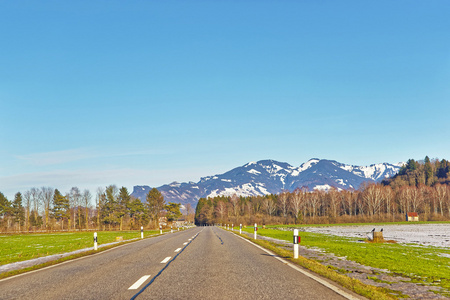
[328,188,340,219]
[356,193,365,217]
[245,201,252,218]
[435,184,447,216]
[41,187,54,229]
[277,191,289,219]
[69,187,81,230]
[252,196,263,215]
[95,187,105,230]
[23,190,32,231]
[398,186,409,214]
[409,186,423,213]
[82,189,92,229]
[362,184,383,217]
[185,203,193,223]
[229,194,240,218]
[263,197,276,217]
[419,184,434,217]
[341,190,355,216]
[382,186,395,220]
[308,191,321,219]
[446,185,450,218]
[214,201,227,223]
[30,187,41,226]
[289,189,304,223]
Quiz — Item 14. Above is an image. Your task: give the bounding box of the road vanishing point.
[0,227,364,299]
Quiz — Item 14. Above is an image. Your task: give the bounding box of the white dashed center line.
[183,242,188,245]
[174,248,182,252]
[160,257,171,264]
[128,275,151,290]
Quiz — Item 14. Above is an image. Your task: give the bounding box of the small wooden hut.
[406,212,419,222]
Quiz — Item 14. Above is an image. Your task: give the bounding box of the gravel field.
[301,223,450,248]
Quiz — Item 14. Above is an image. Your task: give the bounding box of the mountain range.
[131,158,403,205]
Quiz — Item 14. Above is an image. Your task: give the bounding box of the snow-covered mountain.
[131,159,403,205]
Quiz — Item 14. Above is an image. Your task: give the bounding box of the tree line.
[0,185,190,232]
[384,156,450,187]
[195,157,450,225]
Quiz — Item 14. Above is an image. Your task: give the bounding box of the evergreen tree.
[406,159,418,171]
[117,187,131,230]
[52,189,70,230]
[437,159,449,179]
[128,197,147,228]
[0,192,10,219]
[165,202,182,222]
[11,192,25,230]
[29,210,43,227]
[146,188,165,227]
[101,185,119,229]
[195,198,213,225]
[424,156,433,185]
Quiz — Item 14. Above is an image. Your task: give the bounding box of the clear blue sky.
[1,1,450,199]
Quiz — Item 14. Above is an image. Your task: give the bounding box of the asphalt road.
[0,227,362,300]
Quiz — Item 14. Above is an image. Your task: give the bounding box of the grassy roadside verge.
[238,227,450,298]
[0,229,181,279]
[0,230,167,266]
[0,238,139,280]
[234,230,398,300]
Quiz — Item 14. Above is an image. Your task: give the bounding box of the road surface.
[0,227,363,299]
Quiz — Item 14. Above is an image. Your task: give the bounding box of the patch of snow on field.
[301,224,450,248]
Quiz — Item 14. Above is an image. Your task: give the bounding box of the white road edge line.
[128,275,151,290]
[174,248,182,252]
[233,233,361,300]
[160,256,171,263]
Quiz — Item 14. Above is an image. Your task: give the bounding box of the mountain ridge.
[131,158,403,205]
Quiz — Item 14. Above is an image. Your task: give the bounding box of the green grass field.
[0,230,163,265]
[241,226,450,295]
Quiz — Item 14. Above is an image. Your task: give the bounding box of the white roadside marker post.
[94,232,98,251]
[239,224,242,234]
[254,223,257,239]
[160,225,162,235]
[231,224,234,231]
[141,226,144,239]
[171,226,173,233]
[293,229,299,259]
